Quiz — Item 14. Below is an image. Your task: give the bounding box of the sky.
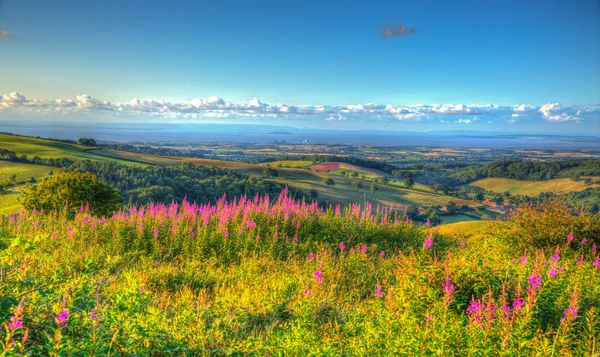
[1,0,599,135]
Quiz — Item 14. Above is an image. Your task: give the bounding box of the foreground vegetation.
[0,192,599,355]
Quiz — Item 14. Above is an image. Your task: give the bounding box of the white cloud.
[1,92,599,129]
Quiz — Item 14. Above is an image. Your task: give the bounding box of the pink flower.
[460,241,466,248]
[423,234,433,249]
[55,309,70,328]
[223,231,229,238]
[426,218,431,227]
[425,315,433,322]
[527,273,542,291]
[582,238,588,245]
[361,244,368,254]
[380,251,385,257]
[593,257,600,269]
[339,242,345,251]
[520,252,529,266]
[567,232,574,244]
[375,282,384,298]
[307,252,315,260]
[513,298,526,312]
[314,271,323,284]
[153,228,159,238]
[547,267,558,279]
[7,316,22,330]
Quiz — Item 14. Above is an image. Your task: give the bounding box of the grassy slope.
[0,134,142,165]
[0,161,54,184]
[470,177,599,195]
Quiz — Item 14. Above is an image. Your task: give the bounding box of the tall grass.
[0,191,598,356]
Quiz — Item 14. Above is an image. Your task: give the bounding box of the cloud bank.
[1,92,599,130]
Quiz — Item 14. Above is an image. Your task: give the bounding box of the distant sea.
[2,120,599,149]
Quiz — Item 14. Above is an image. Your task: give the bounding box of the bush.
[18,171,121,217]
[508,200,600,248]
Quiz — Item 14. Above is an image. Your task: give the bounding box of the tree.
[458,186,468,197]
[19,172,121,217]
[475,192,485,201]
[77,138,97,147]
[428,212,441,226]
[309,189,319,200]
[406,205,419,220]
[432,184,443,194]
[323,177,335,186]
[446,201,458,215]
[370,182,378,193]
[404,177,415,189]
[351,180,363,191]
[262,167,278,178]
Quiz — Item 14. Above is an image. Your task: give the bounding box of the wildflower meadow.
[0,190,599,356]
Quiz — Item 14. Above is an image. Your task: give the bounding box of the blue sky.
[1,0,599,133]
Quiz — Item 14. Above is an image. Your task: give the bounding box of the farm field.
[0,189,21,215]
[470,177,599,196]
[0,134,142,165]
[0,161,54,184]
[262,160,313,168]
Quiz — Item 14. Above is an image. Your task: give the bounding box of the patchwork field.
[470,177,599,195]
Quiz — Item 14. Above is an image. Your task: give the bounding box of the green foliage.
[18,171,121,217]
[323,177,335,186]
[0,197,597,355]
[403,177,415,188]
[351,180,363,191]
[507,200,600,248]
[262,167,278,178]
[76,138,97,147]
[449,159,600,183]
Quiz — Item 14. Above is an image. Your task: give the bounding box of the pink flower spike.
[339,242,345,251]
[380,251,385,257]
[567,232,574,244]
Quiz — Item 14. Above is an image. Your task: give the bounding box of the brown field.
[310,162,341,172]
[553,152,594,158]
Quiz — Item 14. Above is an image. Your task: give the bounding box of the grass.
[262,160,314,168]
[470,177,599,196]
[0,190,21,215]
[0,195,598,355]
[0,134,142,165]
[0,161,54,185]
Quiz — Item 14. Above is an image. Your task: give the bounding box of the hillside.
[0,194,598,355]
[470,177,599,196]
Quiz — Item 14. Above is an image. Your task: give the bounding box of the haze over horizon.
[1,0,599,135]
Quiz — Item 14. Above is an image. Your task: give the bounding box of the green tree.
[323,177,335,186]
[370,182,378,193]
[446,201,458,214]
[19,172,121,217]
[404,177,415,189]
[262,167,279,178]
[309,189,319,200]
[406,205,419,220]
[475,192,485,201]
[351,180,363,191]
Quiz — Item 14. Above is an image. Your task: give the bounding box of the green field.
[0,134,142,165]
[0,190,21,215]
[262,160,313,168]
[0,161,54,185]
[470,177,599,196]
[329,163,387,179]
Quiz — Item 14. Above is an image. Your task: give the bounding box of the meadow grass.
[0,162,54,185]
[0,193,598,355]
[470,177,599,196]
[262,160,314,168]
[0,135,141,166]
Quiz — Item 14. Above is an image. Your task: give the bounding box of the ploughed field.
[0,193,599,355]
